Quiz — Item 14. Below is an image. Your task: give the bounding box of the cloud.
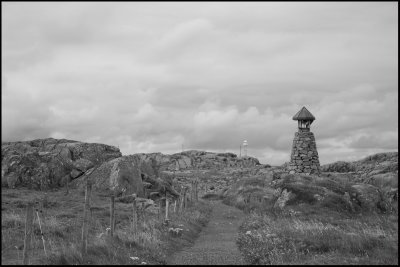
[349,131,398,150]
[2,2,398,166]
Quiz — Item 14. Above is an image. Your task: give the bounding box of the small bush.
[284,184,324,205]
[314,178,349,194]
[242,177,266,187]
[318,193,358,213]
[202,193,223,200]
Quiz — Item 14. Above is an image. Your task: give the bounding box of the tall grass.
[222,171,398,265]
[236,208,398,265]
[1,187,212,265]
[44,200,212,265]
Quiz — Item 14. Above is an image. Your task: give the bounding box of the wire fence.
[20,177,200,264]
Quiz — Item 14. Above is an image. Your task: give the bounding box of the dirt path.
[167,200,247,265]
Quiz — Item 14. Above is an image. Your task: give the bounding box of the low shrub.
[201,193,223,200]
[318,192,358,213]
[283,183,324,205]
[242,177,266,187]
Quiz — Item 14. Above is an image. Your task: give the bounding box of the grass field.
[1,187,212,265]
[236,206,398,265]
[220,171,398,265]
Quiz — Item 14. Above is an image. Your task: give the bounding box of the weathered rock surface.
[321,152,398,191]
[321,152,397,175]
[1,137,263,200]
[224,153,398,214]
[350,183,382,212]
[1,138,121,189]
[273,188,293,209]
[71,154,180,198]
[72,156,144,197]
[132,150,260,172]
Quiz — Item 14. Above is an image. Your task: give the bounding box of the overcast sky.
[2,2,398,165]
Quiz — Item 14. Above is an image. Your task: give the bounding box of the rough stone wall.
[288,129,320,175]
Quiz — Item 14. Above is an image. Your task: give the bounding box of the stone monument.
[288,106,320,175]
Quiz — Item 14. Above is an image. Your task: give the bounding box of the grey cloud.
[349,132,398,150]
[2,2,397,166]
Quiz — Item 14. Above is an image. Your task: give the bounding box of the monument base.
[288,129,320,175]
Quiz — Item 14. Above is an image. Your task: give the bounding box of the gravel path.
[167,200,247,265]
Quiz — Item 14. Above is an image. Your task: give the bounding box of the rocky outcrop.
[320,161,356,173]
[1,138,121,189]
[321,152,398,190]
[71,154,180,199]
[72,156,144,197]
[1,137,265,202]
[132,150,260,171]
[321,152,397,175]
[273,188,293,209]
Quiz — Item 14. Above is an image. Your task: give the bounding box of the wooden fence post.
[193,181,195,203]
[181,193,184,210]
[141,202,146,222]
[173,200,177,213]
[183,187,187,210]
[177,186,181,214]
[110,195,115,237]
[65,179,69,195]
[193,181,196,202]
[195,180,198,202]
[178,195,182,213]
[165,197,169,221]
[190,181,194,203]
[23,203,34,265]
[179,187,186,213]
[81,180,91,255]
[132,201,137,233]
[158,198,161,221]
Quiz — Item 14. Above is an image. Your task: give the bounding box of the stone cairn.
[288,107,320,175]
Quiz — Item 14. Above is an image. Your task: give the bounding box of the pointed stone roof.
[292,106,315,121]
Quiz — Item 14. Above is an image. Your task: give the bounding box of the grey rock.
[1,138,121,189]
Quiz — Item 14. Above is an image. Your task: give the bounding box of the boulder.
[176,156,192,169]
[82,156,144,197]
[71,155,181,199]
[273,188,293,209]
[1,138,121,189]
[72,158,94,172]
[351,184,381,211]
[70,169,83,179]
